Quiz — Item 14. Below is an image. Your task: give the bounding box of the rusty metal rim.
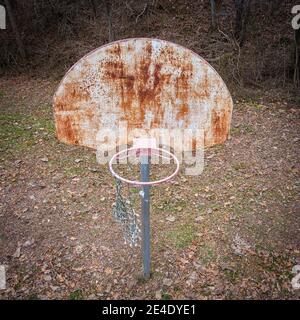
[109,146,180,187]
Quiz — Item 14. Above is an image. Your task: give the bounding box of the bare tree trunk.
[210,0,223,30]
[104,0,114,42]
[294,29,300,87]
[90,0,98,18]
[4,0,26,60]
[234,0,251,47]
[271,0,281,14]
[210,0,217,29]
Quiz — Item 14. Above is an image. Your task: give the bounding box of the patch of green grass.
[63,166,86,177]
[166,224,196,248]
[0,114,35,153]
[0,113,55,158]
[208,203,222,212]
[243,124,255,133]
[162,292,172,300]
[0,232,8,241]
[36,117,55,135]
[223,268,240,283]
[173,285,181,293]
[198,245,215,266]
[200,283,214,297]
[174,200,187,212]
[230,203,247,216]
[232,162,247,171]
[207,144,224,152]
[90,229,99,237]
[195,202,206,212]
[154,199,187,214]
[156,241,165,253]
[230,127,240,135]
[69,289,84,300]
[14,280,22,290]
[247,100,264,110]
[231,124,255,135]
[26,293,39,300]
[0,90,5,98]
[262,188,285,202]
[33,116,56,145]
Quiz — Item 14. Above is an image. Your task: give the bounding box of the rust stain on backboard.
[53,38,233,150]
[211,109,230,145]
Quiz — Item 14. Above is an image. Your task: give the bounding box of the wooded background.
[0,0,299,89]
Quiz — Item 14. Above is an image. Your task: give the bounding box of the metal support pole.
[140,155,151,279]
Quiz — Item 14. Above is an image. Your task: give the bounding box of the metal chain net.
[113,178,141,247]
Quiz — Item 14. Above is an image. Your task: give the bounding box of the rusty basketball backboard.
[53,38,233,151]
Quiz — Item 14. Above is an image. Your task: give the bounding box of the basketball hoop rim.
[109,147,180,187]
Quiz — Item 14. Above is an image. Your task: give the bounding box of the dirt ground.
[0,76,299,300]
